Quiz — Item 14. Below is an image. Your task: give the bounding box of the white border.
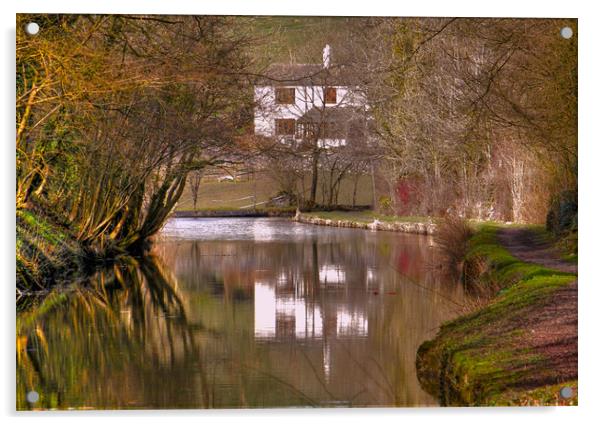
[3,1,601,424]
[9,0,583,18]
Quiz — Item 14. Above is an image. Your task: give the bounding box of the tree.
[188,171,204,211]
[17,14,255,254]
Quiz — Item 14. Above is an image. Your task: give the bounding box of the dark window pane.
[275,88,295,104]
[275,119,296,135]
[325,87,337,104]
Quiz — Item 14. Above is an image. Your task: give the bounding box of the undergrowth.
[16,206,84,292]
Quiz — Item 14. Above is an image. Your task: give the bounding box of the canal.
[17,218,466,409]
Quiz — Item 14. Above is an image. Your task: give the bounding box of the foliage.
[546,189,578,235]
[378,195,393,214]
[16,206,84,291]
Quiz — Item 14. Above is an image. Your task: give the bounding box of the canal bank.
[294,211,437,235]
[416,225,578,406]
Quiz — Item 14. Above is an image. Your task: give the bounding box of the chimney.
[323,44,331,68]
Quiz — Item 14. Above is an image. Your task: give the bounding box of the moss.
[18,209,68,245]
[416,224,577,406]
[16,207,84,290]
[490,380,578,406]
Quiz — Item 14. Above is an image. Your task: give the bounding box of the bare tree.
[359,17,576,221]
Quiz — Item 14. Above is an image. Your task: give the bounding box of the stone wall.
[294,213,436,235]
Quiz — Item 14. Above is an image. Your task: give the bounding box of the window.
[297,122,344,139]
[275,119,296,136]
[324,87,337,104]
[319,122,343,138]
[275,88,295,104]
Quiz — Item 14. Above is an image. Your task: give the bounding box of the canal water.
[17,218,466,409]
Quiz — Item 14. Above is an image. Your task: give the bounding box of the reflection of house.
[319,265,346,287]
[253,281,367,340]
[253,45,368,149]
[254,283,323,339]
[254,279,368,384]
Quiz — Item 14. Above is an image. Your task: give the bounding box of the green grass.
[416,224,577,406]
[176,172,374,211]
[464,225,574,287]
[176,175,277,210]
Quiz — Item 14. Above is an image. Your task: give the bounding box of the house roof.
[255,63,353,86]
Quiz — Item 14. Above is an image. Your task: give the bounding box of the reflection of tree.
[16,256,209,410]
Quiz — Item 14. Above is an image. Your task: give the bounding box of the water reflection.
[319,265,346,286]
[17,257,199,410]
[253,282,368,340]
[17,218,466,410]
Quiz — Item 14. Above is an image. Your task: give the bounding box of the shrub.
[546,190,577,235]
[378,195,393,214]
[434,216,473,274]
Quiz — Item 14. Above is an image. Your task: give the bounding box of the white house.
[254,45,368,149]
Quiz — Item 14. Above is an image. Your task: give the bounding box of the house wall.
[253,85,365,139]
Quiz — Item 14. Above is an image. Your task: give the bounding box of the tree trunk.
[370,162,377,209]
[309,148,320,208]
[352,174,360,207]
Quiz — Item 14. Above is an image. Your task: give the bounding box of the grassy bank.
[416,225,577,406]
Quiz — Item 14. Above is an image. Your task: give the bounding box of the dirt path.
[525,280,578,386]
[498,227,578,395]
[497,227,577,274]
